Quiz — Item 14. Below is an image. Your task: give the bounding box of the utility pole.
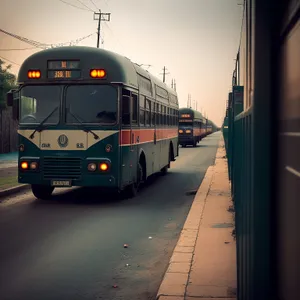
[174,80,176,91]
[160,66,170,83]
[94,10,111,48]
[187,94,192,108]
[171,79,174,89]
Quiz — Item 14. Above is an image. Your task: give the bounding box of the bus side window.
[139,95,145,126]
[156,103,160,125]
[151,102,155,126]
[132,93,138,124]
[122,89,130,125]
[140,109,145,126]
[145,99,151,126]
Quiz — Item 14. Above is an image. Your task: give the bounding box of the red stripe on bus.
[193,129,206,136]
[120,128,178,145]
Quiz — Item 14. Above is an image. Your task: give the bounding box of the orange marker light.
[28,70,41,79]
[99,162,108,171]
[21,162,29,170]
[90,69,106,78]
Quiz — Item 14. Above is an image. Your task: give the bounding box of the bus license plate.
[51,180,72,187]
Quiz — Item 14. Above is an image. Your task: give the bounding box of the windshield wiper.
[29,106,59,139]
[67,110,99,140]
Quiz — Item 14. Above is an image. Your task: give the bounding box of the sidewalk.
[0,152,29,197]
[156,137,236,300]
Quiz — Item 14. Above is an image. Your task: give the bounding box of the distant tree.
[0,59,17,109]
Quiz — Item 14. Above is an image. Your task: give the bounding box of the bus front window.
[179,121,193,129]
[66,85,117,125]
[20,86,61,125]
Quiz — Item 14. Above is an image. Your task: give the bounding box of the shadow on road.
[29,172,174,207]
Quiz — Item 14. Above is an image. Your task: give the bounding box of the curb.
[0,184,30,200]
[156,164,215,300]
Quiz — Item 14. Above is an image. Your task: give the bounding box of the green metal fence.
[223,85,256,299]
[232,107,253,299]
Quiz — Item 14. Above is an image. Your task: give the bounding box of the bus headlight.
[30,162,38,170]
[99,162,109,171]
[179,129,183,133]
[88,163,97,172]
[21,162,29,170]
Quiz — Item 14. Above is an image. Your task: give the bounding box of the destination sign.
[181,114,191,118]
[47,70,81,79]
[48,60,80,70]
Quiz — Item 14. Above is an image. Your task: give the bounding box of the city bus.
[7,46,179,199]
[178,108,206,147]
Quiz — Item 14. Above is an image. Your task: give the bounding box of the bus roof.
[18,46,178,106]
[179,107,205,121]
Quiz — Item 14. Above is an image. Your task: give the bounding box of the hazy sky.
[0,0,243,126]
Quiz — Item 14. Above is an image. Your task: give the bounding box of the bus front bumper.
[179,136,194,145]
[18,173,118,188]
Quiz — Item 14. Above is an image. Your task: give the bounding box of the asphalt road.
[0,132,220,300]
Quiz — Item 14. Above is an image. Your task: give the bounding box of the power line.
[50,32,96,47]
[0,28,47,48]
[0,28,95,49]
[0,47,37,51]
[0,55,21,66]
[58,0,92,11]
[75,0,94,11]
[89,0,99,11]
[102,22,124,49]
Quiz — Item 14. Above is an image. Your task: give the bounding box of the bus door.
[131,93,139,173]
[125,91,139,183]
[152,101,157,173]
[121,89,135,185]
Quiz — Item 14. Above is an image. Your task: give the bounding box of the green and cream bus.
[7,46,179,199]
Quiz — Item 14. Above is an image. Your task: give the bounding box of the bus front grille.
[43,157,82,180]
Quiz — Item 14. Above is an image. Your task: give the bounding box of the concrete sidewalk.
[0,152,30,198]
[156,137,236,300]
[0,152,18,169]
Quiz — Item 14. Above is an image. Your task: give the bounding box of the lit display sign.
[47,60,81,79]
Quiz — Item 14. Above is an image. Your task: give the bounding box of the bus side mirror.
[6,90,14,106]
[7,89,19,120]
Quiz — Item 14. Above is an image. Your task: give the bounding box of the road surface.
[0,132,220,300]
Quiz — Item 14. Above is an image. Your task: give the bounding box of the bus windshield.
[179,121,193,127]
[20,86,61,125]
[66,85,117,124]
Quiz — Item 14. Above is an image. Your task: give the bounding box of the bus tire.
[161,146,171,175]
[123,162,143,198]
[31,184,54,200]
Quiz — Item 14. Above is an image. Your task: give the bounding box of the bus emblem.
[57,134,69,148]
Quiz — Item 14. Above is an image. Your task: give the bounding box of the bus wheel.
[31,184,54,200]
[193,141,197,147]
[123,162,143,198]
[124,183,138,198]
[182,144,186,148]
[161,147,171,175]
